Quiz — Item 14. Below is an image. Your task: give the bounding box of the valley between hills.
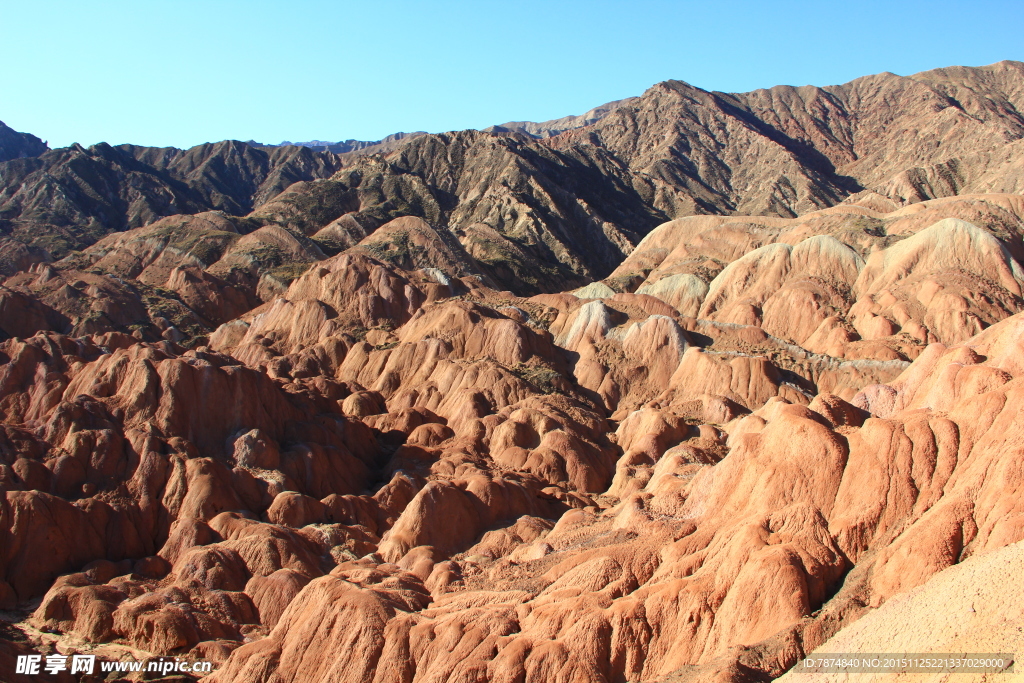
[1,60,1024,682]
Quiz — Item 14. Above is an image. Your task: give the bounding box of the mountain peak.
[0,120,48,162]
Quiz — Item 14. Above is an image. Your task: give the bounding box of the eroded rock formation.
[2,62,1024,683]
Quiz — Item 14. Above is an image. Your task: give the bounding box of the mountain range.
[3,61,1024,293]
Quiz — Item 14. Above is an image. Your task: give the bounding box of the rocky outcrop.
[485,97,640,139]
[779,540,1024,683]
[0,140,339,257]
[201,312,1024,683]
[553,60,1024,217]
[0,120,47,163]
[609,195,1024,362]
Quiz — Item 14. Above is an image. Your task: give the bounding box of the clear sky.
[1,0,1022,149]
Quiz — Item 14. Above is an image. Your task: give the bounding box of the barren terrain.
[1,62,1024,683]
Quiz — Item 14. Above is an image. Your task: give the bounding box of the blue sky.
[1,0,1021,149]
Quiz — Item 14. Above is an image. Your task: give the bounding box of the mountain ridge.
[2,60,1023,291]
[0,120,48,163]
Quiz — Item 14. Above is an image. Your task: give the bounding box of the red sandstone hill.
[0,62,1024,683]
[0,193,1021,682]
